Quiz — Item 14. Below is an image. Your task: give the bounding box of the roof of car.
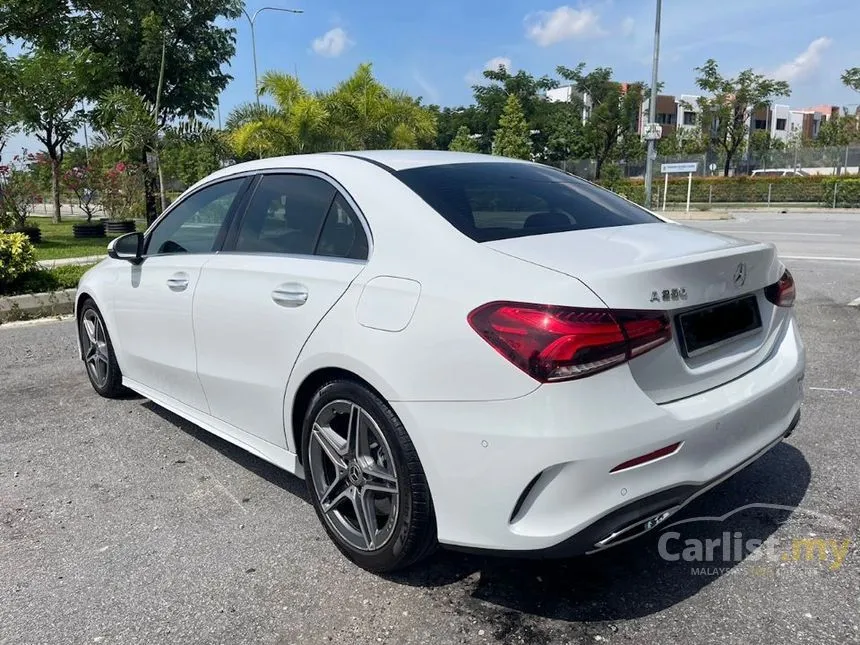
[182,150,533,196]
[338,149,524,171]
[223,150,526,175]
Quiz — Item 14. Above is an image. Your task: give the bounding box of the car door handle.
[166,273,189,292]
[272,283,309,307]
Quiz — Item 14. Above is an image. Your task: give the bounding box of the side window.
[235,174,335,255]
[315,194,369,260]
[146,179,244,255]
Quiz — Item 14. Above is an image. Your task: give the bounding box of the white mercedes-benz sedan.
[75,150,805,572]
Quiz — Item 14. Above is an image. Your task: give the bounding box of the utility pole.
[242,7,304,104]
[643,0,663,210]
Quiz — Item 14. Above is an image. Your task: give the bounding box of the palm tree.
[225,63,437,158]
[227,72,330,158]
[96,86,216,221]
[323,64,436,150]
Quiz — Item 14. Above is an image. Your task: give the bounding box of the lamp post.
[242,6,304,104]
[643,0,663,210]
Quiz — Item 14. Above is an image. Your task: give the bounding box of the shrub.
[50,264,93,289]
[593,174,848,206]
[821,177,860,208]
[1,263,94,296]
[0,232,38,290]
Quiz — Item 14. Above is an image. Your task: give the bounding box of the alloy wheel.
[308,400,400,552]
[81,309,110,388]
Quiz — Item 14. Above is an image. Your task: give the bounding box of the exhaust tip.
[593,505,681,549]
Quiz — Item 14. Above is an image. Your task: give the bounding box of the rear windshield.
[396,162,659,242]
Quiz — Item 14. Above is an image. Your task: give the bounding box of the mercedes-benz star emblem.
[733,262,747,288]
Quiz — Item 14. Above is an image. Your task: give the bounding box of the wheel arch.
[289,365,395,464]
[74,290,96,360]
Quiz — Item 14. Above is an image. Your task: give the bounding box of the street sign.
[661,162,698,174]
[643,123,663,141]
[709,163,717,172]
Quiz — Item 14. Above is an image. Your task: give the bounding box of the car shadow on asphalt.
[388,441,812,622]
[142,400,811,623]
[142,401,311,502]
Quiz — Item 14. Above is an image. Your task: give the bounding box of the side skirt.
[123,377,304,479]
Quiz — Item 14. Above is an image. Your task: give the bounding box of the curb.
[37,255,105,269]
[0,288,77,324]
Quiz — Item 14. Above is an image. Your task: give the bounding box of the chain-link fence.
[553,145,860,181]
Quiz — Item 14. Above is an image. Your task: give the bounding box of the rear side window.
[236,174,336,255]
[396,162,659,242]
[316,194,369,260]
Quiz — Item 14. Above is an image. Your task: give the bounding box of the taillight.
[764,269,796,307]
[467,302,671,382]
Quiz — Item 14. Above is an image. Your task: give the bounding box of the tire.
[302,379,437,572]
[78,299,127,398]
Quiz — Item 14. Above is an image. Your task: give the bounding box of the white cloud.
[524,6,605,46]
[770,37,832,83]
[621,17,635,37]
[484,56,513,73]
[311,27,353,58]
[465,57,514,85]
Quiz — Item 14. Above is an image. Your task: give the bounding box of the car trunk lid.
[485,223,789,403]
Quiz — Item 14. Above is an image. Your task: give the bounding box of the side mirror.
[108,232,144,264]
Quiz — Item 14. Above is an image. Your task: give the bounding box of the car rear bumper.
[392,316,805,553]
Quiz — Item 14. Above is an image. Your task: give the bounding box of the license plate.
[677,295,762,357]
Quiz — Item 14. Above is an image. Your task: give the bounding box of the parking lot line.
[780,255,860,263]
[713,231,842,238]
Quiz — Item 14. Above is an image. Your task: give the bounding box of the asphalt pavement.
[1,211,859,645]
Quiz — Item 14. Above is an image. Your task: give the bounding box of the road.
[1,212,859,645]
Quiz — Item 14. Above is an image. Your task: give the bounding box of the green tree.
[748,130,785,168]
[1,1,241,119]
[816,114,860,146]
[431,105,487,150]
[2,0,242,220]
[0,52,17,161]
[842,68,860,93]
[227,64,437,157]
[657,127,708,156]
[159,135,229,188]
[472,68,557,153]
[542,100,587,162]
[226,72,331,158]
[556,64,645,179]
[492,94,531,160]
[95,86,215,222]
[693,60,791,176]
[324,63,436,150]
[8,49,91,223]
[448,125,479,153]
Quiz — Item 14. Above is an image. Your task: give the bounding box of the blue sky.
[5,0,860,158]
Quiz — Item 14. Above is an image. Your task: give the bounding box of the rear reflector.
[467,302,671,382]
[610,442,682,473]
[764,268,795,307]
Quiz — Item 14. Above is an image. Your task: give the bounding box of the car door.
[110,177,249,412]
[193,172,370,447]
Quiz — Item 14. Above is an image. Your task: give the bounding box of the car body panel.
[193,252,365,448]
[109,254,212,412]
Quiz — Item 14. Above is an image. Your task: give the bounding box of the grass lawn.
[25,219,132,261]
